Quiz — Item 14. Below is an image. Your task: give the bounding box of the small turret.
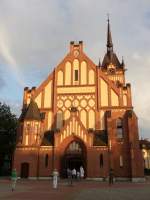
[98,58,101,68]
[121,56,125,68]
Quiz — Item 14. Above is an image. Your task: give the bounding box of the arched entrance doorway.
[61,140,86,178]
[21,162,29,178]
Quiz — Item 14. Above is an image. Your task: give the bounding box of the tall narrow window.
[25,135,29,145]
[26,123,30,133]
[100,154,103,168]
[56,111,63,129]
[74,70,78,81]
[116,118,123,139]
[45,154,48,168]
[119,155,123,168]
[35,123,39,134]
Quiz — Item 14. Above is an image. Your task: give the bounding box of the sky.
[0,0,150,139]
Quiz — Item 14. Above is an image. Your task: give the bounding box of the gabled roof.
[19,100,41,121]
[56,109,90,145]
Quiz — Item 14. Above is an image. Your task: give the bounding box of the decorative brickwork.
[13,21,144,180]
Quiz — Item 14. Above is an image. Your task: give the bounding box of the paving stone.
[0,179,150,200]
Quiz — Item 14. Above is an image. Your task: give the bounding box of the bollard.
[53,169,59,189]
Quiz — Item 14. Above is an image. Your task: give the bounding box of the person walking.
[80,166,84,179]
[109,168,114,186]
[53,169,59,189]
[11,168,17,191]
[72,168,77,180]
[76,171,80,181]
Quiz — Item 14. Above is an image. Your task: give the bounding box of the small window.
[74,70,78,81]
[116,118,123,139]
[100,154,103,168]
[45,154,48,168]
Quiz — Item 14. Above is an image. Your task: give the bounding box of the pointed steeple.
[102,17,122,69]
[98,58,101,67]
[19,99,41,121]
[107,15,113,53]
[121,56,125,68]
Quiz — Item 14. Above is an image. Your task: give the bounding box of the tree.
[0,102,18,176]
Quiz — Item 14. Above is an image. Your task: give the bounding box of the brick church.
[13,19,144,181]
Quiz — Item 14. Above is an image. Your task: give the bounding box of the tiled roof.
[19,100,41,121]
[102,52,121,68]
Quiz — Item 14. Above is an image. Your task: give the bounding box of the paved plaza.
[0,178,150,200]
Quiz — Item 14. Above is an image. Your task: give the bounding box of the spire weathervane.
[107,13,110,22]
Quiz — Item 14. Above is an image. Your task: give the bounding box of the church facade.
[13,20,144,181]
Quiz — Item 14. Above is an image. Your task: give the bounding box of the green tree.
[0,102,18,176]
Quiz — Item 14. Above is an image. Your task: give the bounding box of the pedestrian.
[77,171,80,181]
[72,168,77,179]
[109,168,114,186]
[80,166,84,179]
[53,169,59,189]
[67,168,72,186]
[11,168,17,191]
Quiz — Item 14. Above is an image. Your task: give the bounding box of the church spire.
[102,17,122,69]
[121,56,125,68]
[98,58,101,67]
[107,14,113,53]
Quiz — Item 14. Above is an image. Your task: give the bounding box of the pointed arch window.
[119,155,123,168]
[116,118,123,139]
[25,135,29,145]
[35,123,39,134]
[74,70,79,81]
[26,123,31,133]
[66,141,82,153]
[56,111,63,129]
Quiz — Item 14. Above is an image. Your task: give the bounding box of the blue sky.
[0,0,150,139]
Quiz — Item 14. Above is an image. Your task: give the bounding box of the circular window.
[57,100,63,108]
[80,99,87,108]
[65,100,71,108]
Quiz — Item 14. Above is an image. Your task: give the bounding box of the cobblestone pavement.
[0,178,150,200]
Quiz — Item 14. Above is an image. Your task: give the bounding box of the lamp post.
[52,130,55,175]
[108,139,112,168]
[108,138,112,183]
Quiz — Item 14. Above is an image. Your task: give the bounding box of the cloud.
[0,25,25,86]
[0,0,150,138]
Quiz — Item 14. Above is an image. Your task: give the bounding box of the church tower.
[101,17,125,86]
